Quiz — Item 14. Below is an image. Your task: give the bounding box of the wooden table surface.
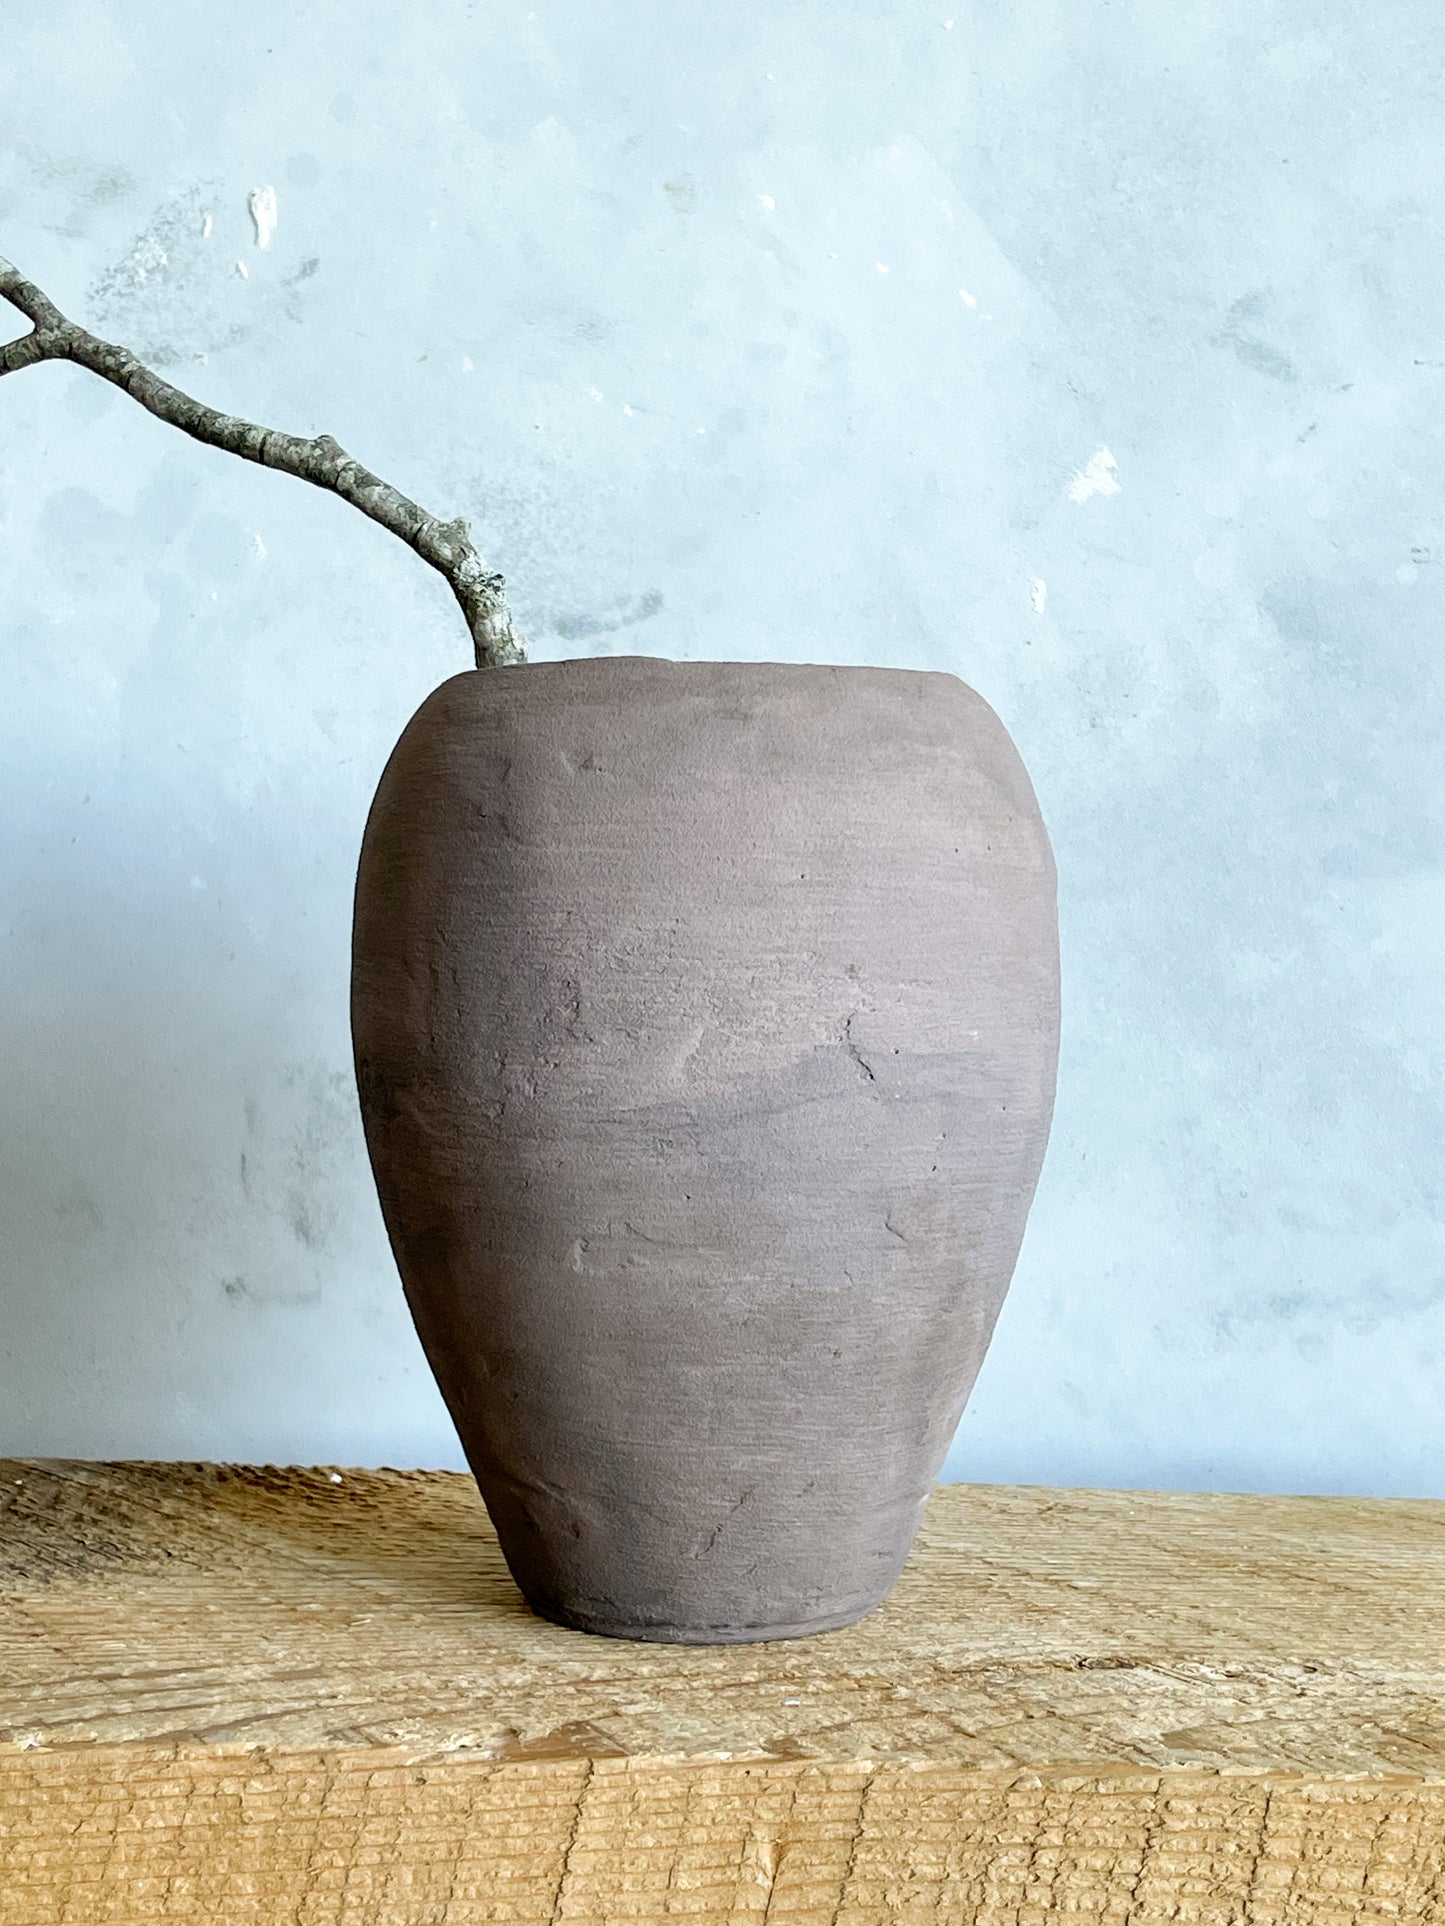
[2,1461,1443,1921]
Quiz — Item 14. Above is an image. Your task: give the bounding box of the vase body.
[351,656,1058,1642]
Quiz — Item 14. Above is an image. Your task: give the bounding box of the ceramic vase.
[352,656,1058,1642]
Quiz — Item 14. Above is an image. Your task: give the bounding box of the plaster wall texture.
[1,1,1441,1494]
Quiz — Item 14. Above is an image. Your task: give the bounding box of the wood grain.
[3,1462,1443,1920]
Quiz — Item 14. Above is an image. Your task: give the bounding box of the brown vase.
[351,656,1058,1642]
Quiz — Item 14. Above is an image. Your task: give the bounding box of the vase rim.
[469,652,980,692]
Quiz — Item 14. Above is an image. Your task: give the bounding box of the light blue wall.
[2,2,1441,1492]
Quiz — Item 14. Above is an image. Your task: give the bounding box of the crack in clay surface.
[841,1012,878,1084]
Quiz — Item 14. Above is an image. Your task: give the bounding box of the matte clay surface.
[351,657,1058,1639]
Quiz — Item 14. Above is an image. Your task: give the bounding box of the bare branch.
[0,255,523,668]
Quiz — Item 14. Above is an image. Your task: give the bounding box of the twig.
[0,255,523,668]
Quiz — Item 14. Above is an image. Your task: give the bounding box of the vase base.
[524,1591,889,1646]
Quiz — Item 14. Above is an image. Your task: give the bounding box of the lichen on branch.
[0,255,523,669]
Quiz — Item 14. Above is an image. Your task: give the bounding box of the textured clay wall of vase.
[352,656,1059,1642]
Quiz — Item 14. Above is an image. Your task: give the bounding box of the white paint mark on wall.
[959,288,978,309]
[201,212,213,239]
[248,186,279,250]
[875,261,891,274]
[131,236,167,283]
[252,534,267,559]
[461,354,474,374]
[758,193,776,212]
[1067,446,1121,504]
[235,260,249,280]
[1030,578,1048,613]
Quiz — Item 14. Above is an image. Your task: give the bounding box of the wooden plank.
[2,1461,1443,1921]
